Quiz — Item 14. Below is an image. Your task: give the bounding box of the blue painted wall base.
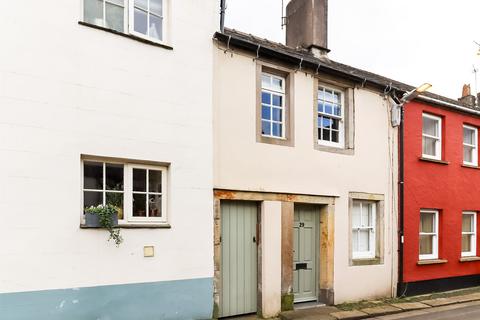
[0,277,213,320]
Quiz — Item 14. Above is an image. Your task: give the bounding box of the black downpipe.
[220,0,226,32]
[397,104,406,296]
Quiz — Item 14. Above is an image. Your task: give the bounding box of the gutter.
[418,95,480,116]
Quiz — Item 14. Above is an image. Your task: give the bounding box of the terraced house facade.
[0,0,217,319]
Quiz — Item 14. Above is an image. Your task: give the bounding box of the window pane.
[322,117,332,129]
[322,129,330,141]
[317,89,325,101]
[261,74,271,88]
[463,215,473,233]
[133,169,147,192]
[332,130,339,142]
[352,230,358,252]
[133,193,147,217]
[108,0,124,5]
[422,136,437,157]
[272,78,283,91]
[84,0,103,26]
[419,235,433,255]
[333,105,341,116]
[420,212,434,233]
[464,146,473,163]
[262,120,271,135]
[106,163,123,191]
[149,194,162,217]
[150,0,163,16]
[84,191,103,208]
[262,92,271,104]
[358,230,370,252]
[105,2,124,32]
[134,0,148,9]
[272,94,282,107]
[333,92,340,103]
[84,162,103,190]
[361,204,371,227]
[462,234,472,252]
[149,170,162,193]
[272,123,282,137]
[332,119,339,130]
[134,7,148,35]
[423,116,438,137]
[464,127,475,145]
[272,108,282,122]
[106,192,124,219]
[149,14,162,40]
[317,102,324,113]
[352,202,361,227]
[324,90,333,102]
[324,102,333,115]
[262,105,271,120]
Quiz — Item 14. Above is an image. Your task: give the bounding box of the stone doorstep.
[330,310,369,320]
[390,302,430,311]
[360,305,402,316]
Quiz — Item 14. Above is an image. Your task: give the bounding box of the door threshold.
[294,301,326,310]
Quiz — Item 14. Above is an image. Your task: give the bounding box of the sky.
[224,0,480,100]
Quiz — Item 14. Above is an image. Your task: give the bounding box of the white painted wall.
[214,48,398,304]
[261,201,282,317]
[0,0,217,293]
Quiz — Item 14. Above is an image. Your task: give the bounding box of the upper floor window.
[419,209,439,260]
[82,159,168,224]
[463,125,478,166]
[462,211,477,257]
[83,0,166,44]
[317,86,344,148]
[261,72,286,139]
[351,200,376,259]
[422,113,442,160]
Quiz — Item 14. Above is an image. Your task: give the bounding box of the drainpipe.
[397,103,405,296]
[220,0,226,33]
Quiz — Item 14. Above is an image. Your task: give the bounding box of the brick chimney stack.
[286,0,329,58]
[458,84,476,107]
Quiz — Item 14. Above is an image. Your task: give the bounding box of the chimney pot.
[458,84,476,107]
[286,0,329,57]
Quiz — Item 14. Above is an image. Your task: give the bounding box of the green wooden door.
[220,201,258,317]
[293,205,319,302]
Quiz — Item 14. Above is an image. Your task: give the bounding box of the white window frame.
[352,200,376,260]
[317,85,345,148]
[81,160,168,225]
[463,125,478,166]
[261,72,286,139]
[82,0,168,46]
[422,113,442,160]
[419,209,439,260]
[462,211,477,257]
[129,0,167,45]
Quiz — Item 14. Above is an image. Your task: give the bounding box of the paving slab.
[281,306,338,320]
[360,305,402,316]
[390,302,430,311]
[330,310,368,320]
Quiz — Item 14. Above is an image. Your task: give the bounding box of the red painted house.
[400,94,480,295]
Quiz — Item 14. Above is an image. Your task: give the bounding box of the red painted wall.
[404,101,480,283]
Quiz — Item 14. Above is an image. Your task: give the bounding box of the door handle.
[253,236,256,243]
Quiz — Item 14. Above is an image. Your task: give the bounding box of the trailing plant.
[85,204,123,246]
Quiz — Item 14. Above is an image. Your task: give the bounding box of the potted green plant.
[84,204,123,246]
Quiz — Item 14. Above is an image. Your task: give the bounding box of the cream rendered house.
[212,0,399,317]
[0,0,217,319]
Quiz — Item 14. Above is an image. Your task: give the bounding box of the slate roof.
[215,28,479,113]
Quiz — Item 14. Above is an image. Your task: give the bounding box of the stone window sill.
[78,21,173,50]
[419,157,449,165]
[459,256,480,262]
[461,164,480,170]
[417,259,448,265]
[81,224,171,229]
[351,257,382,266]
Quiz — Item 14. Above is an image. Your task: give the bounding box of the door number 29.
[299,222,305,227]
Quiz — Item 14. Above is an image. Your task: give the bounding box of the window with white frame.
[419,210,439,260]
[317,86,345,148]
[422,114,442,160]
[83,0,166,43]
[82,160,167,224]
[463,125,478,166]
[352,200,376,259]
[261,73,286,139]
[462,211,477,257]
